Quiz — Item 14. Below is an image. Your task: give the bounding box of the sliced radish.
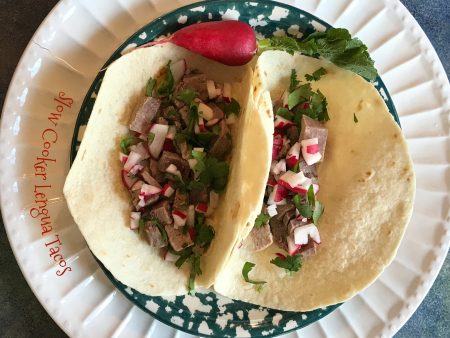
[187,205,195,227]
[166,125,177,140]
[121,170,138,189]
[267,204,278,217]
[170,59,186,83]
[129,164,144,175]
[306,144,320,154]
[267,177,277,187]
[207,80,218,99]
[130,212,141,230]
[131,180,144,191]
[163,139,177,152]
[188,227,196,241]
[173,209,187,228]
[206,118,221,127]
[294,224,321,245]
[138,194,159,208]
[140,183,162,197]
[124,151,143,172]
[278,171,308,191]
[161,183,175,197]
[223,83,232,102]
[274,116,294,129]
[130,142,150,160]
[195,117,205,134]
[272,159,286,175]
[166,164,182,178]
[195,202,208,214]
[164,250,179,262]
[301,138,322,165]
[286,142,300,168]
[226,114,237,125]
[149,124,169,159]
[267,184,288,205]
[287,235,301,255]
[119,152,128,164]
[198,102,214,121]
[302,102,310,109]
[272,133,284,160]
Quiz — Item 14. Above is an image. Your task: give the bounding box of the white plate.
[1,0,449,337]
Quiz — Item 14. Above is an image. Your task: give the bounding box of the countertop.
[0,0,448,337]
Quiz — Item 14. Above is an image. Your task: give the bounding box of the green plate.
[71,1,399,337]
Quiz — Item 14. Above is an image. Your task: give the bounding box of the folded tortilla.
[63,44,272,295]
[213,51,415,311]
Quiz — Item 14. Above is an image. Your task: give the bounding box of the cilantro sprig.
[120,136,138,154]
[292,185,324,224]
[258,28,377,81]
[242,262,266,291]
[305,67,327,81]
[254,213,271,228]
[270,254,302,276]
[156,61,175,97]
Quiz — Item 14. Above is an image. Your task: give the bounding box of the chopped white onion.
[279,171,308,188]
[166,164,182,178]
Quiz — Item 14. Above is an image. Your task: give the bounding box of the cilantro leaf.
[156,62,175,97]
[276,107,293,121]
[288,84,312,109]
[195,219,215,249]
[270,254,302,276]
[217,98,241,117]
[258,28,377,81]
[307,185,315,208]
[242,262,266,286]
[151,217,168,243]
[176,89,197,106]
[147,132,155,143]
[254,213,271,228]
[198,157,229,192]
[289,69,300,92]
[305,67,327,81]
[353,113,358,123]
[175,247,193,268]
[188,255,202,295]
[310,90,329,121]
[191,150,206,176]
[120,136,137,154]
[292,161,300,173]
[188,104,199,133]
[313,201,323,225]
[145,77,156,96]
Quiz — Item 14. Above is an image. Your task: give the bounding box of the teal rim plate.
[70,1,400,337]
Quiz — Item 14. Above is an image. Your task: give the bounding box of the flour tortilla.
[214,51,415,311]
[63,44,272,295]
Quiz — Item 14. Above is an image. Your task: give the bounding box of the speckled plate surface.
[1,0,449,337]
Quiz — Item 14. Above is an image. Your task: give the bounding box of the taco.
[214,50,415,311]
[63,43,272,295]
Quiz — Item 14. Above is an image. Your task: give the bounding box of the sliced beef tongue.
[165,224,194,252]
[158,151,190,180]
[269,203,295,252]
[209,120,231,160]
[286,126,299,145]
[189,186,209,204]
[298,157,318,180]
[300,115,328,159]
[149,158,166,184]
[173,190,189,212]
[129,142,150,160]
[250,224,273,251]
[141,169,161,188]
[287,218,310,235]
[298,241,318,257]
[129,97,161,134]
[176,74,209,101]
[150,200,173,225]
[144,222,168,248]
[209,103,224,119]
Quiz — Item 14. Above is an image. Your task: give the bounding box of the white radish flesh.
[267,204,278,217]
[206,80,217,99]
[272,159,287,175]
[198,103,214,121]
[279,171,308,188]
[130,212,141,230]
[149,124,169,158]
[124,151,143,171]
[294,224,321,245]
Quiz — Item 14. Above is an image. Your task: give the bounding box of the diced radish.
[287,236,301,255]
[274,116,294,129]
[119,152,128,164]
[267,204,278,217]
[267,177,277,187]
[195,117,205,134]
[278,171,308,191]
[141,171,161,188]
[170,59,186,83]
[286,142,300,168]
[226,114,237,125]
[161,183,175,197]
[267,184,288,205]
[272,133,283,160]
[223,83,232,102]
[188,227,196,241]
[138,194,159,208]
[121,170,138,189]
[140,183,162,197]
[173,209,187,228]
[129,164,144,175]
[301,138,322,165]
[207,191,219,216]
[294,224,321,245]
[281,91,289,108]
[163,139,177,152]
[302,102,310,109]
[195,202,208,214]
[206,118,221,127]
[164,250,179,262]
[149,124,169,159]
[166,164,182,178]
[272,159,286,175]
[207,80,218,99]
[131,180,144,191]
[306,144,320,154]
[140,21,257,66]
[166,125,177,140]
[275,252,286,260]
[198,102,214,121]
[187,205,195,227]
[130,142,150,160]
[130,212,141,230]
[124,151,143,172]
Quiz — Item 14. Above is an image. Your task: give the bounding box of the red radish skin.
[141,21,257,66]
[163,139,177,153]
[306,144,320,154]
[188,227,196,241]
[195,202,208,214]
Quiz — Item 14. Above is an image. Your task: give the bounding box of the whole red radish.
[142,21,257,66]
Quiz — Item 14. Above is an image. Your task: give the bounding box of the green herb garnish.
[307,185,315,208]
[292,161,300,173]
[288,83,312,109]
[276,107,294,121]
[176,89,197,106]
[151,217,168,243]
[258,28,377,81]
[145,77,156,96]
[120,136,137,154]
[147,132,155,143]
[242,262,266,289]
[217,98,241,117]
[156,62,175,97]
[289,69,300,92]
[198,157,229,192]
[138,219,145,236]
[254,213,271,228]
[305,67,327,81]
[188,255,202,295]
[194,217,215,249]
[175,247,193,268]
[270,254,302,276]
[313,201,323,225]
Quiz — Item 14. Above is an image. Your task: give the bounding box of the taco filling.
[248,68,329,269]
[119,59,240,291]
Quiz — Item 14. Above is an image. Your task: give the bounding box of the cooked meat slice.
[144,222,168,248]
[140,169,161,188]
[299,241,318,257]
[250,224,273,251]
[300,115,328,159]
[129,97,161,134]
[208,103,224,119]
[298,156,318,179]
[162,105,179,122]
[165,224,194,252]
[269,218,288,252]
[149,158,166,184]
[282,207,296,227]
[173,190,189,212]
[176,139,190,160]
[179,106,189,126]
[129,142,150,160]
[158,151,190,179]
[279,138,290,159]
[272,203,295,223]
[189,186,209,204]
[287,218,309,234]
[176,74,208,101]
[150,200,172,224]
[209,120,231,160]
[286,126,299,145]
